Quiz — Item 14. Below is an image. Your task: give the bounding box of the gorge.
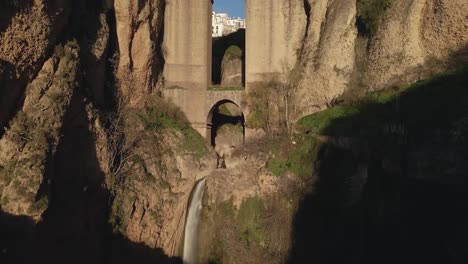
[1,0,468,264]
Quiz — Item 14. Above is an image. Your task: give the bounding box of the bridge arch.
[206,99,245,147]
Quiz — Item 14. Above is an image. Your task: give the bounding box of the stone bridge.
[162,0,306,139]
[164,87,245,138]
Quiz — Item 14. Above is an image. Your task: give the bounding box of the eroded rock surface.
[0,0,467,262]
[221,46,243,86]
[0,43,79,220]
[293,0,468,117]
[0,0,71,132]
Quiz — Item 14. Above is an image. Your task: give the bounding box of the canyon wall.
[0,0,199,262]
[113,0,165,105]
[295,0,358,114]
[221,46,243,86]
[0,0,72,134]
[0,0,467,263]
[366,0,468,89]
[245,0,307,88]
[244,0,467,118]
[294,0,468,117]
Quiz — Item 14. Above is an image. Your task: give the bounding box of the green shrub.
[288,135,321,178]
[266,157,289,177]
[236,197,266,247]
[217,198,235,217]
[138,95,209,158]
[266,135,321,178]
[246,108,267,130]
[160,179,171,190]
[297,105,359,134]
[29,196,48,213]
[138,95,188,129]
[224,45,242,60]
[179,126,209,158]
[1,196,8,206]
[0,159,18,185]
[297,66,468,143]
[201,198,235,264]
[46,90,66,103]
[245,86,274,132]
[357,0,394,36]
[109,198,127,233]
[208,86,244,91]
[165,85,186,90]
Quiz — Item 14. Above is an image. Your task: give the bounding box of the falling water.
[183,178,206,264]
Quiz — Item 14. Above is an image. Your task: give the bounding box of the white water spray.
[183,178,206,264]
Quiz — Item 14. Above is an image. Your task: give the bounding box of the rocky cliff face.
[0,0,71,133]
[0,0,467,263]
[365,0,468,89]
[221,46,243,86]
[0,0,186,263]
[294,0,357,114]
[113,0,165,105]
[246,0,306,85]
[0,43,79,220]
[109,112,216,255]
[292,0,468,117]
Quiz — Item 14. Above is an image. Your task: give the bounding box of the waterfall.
[183,178,206,264]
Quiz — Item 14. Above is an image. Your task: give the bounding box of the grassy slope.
[266,66,468,178]
[137,95,209,158]
[298,66,468,141]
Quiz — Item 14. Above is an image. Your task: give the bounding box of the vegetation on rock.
[246,64,302,136]
[108,94,212,237]
[298,66,468,140]
[212,29,245,85]
[200,193,295,264]
[357,0,394,37]
[208,85,244,91]
[266,135,321,178]
[236,197,267,246]
[224,45,242,60]
[0,40,79,217]
[245,85,273,132]
[137,96,209,157]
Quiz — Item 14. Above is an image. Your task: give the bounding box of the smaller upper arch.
[206,99,242,123]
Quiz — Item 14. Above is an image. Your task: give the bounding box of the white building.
[212,11,245,37]
[226,17,245,29]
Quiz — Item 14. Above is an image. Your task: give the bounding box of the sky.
[213,0,245,18]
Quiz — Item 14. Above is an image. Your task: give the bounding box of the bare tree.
[278,60,303,137]
[245,60,303,137]
[105,68,143,187]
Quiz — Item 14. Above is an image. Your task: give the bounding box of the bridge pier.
[163,0,212,127]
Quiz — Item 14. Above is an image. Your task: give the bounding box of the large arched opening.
[211,0,246,87]
[206,100,245,148]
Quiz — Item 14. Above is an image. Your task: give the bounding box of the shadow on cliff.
[0,60,21,137]
[1,2,180,263]
[212,29,245,85]
[288,59,468,263]
[0,87,181,264]
[0,210,182,264]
